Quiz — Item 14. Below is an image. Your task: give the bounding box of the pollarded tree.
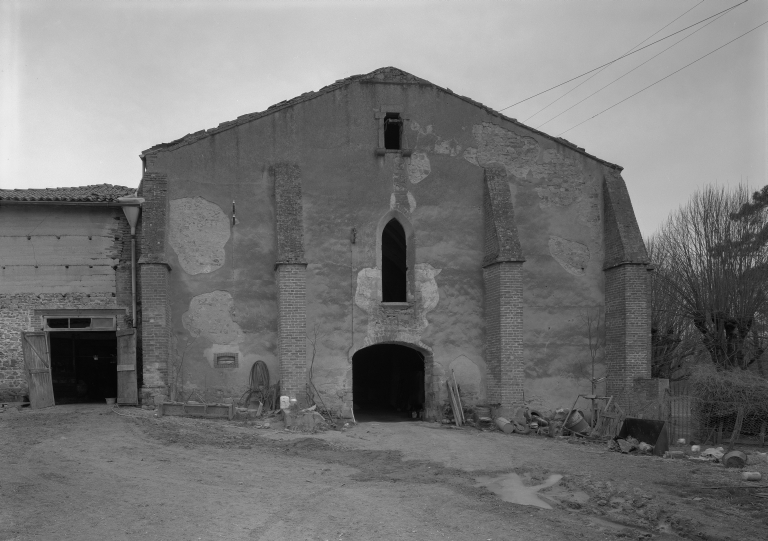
[650,185,768,373]
[647,235,698,380]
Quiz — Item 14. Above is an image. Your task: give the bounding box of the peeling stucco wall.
[548,236,590,276]
[154,76,613,412]
[169,197,230,275]
[354,263,441,345]
[182,290,244,345]
[406,152,431,184]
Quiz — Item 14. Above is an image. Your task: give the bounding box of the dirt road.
[1,405,766,540]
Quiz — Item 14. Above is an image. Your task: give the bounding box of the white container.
[289,398,298,407]
[279,396,290,409]
[691,445,701,453]
[741,472,762,481]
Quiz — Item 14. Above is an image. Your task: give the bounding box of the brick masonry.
[273,163,308,401]
[483,262,525,412]
[276,264,308,400]
[137,170,172,403]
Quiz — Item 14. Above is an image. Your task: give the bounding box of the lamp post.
[117,197,145,328]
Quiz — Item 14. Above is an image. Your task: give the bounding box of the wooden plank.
[451,370,465,425]
[22,332,55,409]
[447,380,461,427]
[0,266,116,295]
[116,329,138,405]
[0,235,118,266]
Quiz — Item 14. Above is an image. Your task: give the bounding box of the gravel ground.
[1,403,766,541]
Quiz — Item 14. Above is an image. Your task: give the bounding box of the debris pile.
[607,436,654,455]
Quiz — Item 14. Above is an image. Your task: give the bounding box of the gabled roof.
[142,66,621,170]
[0,184,136,203]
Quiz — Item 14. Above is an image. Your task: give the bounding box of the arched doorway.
[352,344,425,422]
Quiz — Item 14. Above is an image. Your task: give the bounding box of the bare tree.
[649,185,768,372]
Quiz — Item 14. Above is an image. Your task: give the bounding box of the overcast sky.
[1,0,765,236]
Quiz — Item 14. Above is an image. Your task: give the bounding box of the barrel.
[564,410,590,434]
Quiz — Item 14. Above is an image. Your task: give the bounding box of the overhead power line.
[557,19,768,137]
[523,0,706,123]
[497,0,749,113]
[537,6,732,130]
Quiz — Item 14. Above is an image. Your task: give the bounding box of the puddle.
[475,473,563,509]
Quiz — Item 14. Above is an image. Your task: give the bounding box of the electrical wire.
[523,0,705,123]
[557,19,768,137]
[498,0,749,113]
[537,6,731,130]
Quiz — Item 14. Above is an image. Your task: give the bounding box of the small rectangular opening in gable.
[384,113,402,150]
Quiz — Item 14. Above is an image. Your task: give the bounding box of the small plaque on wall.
[214,353,238,368]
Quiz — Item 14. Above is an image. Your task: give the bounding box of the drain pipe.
[118,197,145,328]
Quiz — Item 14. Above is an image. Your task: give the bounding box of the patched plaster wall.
[169,197,230,275]
[549,236,590,276]
[182,290,244,345]
[149,72,620,412]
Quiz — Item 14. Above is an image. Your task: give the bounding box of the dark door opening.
[352,344,424,422]
[384,113,402,150]
[382,219,407,302]
[50,331,118,404]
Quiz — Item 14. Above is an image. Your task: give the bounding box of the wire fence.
[665,383,768,447]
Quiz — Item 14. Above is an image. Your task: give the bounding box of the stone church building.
[2,67,655,418]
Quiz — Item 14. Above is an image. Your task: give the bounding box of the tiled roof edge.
[0,184,136,203]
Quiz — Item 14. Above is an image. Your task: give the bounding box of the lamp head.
[118,196,145,235]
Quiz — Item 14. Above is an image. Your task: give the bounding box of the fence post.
[728,407,745,451]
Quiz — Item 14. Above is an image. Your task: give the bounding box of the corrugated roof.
[141,66,622,170]
[0,184,136,203]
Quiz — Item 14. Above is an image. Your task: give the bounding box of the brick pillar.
[273,163,307,402]
[484,261,524,413]
[276,263,307,400]
[482,166,525,416]
[137,167,171,404]
[604,263,652,401]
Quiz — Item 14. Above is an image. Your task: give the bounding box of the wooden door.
[22,332,55,409]
[116,329,138,405]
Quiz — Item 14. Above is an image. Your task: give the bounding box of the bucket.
[564,410,590,434]
[279,395,290,409]
[105,398,116,405]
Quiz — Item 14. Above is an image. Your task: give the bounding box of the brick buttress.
[272,163,308,401]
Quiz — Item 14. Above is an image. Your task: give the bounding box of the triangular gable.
[141,67,623,172]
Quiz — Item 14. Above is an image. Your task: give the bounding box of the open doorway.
[352,344,424,422]
[49,332,118,404]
